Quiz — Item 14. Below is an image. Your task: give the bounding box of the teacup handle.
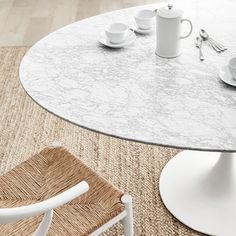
[180,19,193,39]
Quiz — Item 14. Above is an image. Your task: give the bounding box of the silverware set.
[195,29,227,61]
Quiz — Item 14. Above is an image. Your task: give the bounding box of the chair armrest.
[0,181,89,224]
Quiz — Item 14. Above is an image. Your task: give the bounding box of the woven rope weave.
[0,47,204,235]
[0,146,125,235]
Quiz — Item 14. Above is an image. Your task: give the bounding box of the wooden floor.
[0,0,163,46]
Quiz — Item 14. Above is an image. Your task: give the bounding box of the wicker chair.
[0,142,133,236]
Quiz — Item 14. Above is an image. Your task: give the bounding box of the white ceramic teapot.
[155,4,193,58]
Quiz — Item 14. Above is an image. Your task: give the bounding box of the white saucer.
[131,25,153,35]
[219,65,236,87]
[99,30,136,48]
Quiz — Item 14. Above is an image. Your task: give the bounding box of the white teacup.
[134,9,155,30]
[105,23,129,44]
[229,57,236,80]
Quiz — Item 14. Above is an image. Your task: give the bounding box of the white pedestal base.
[160,151,236,236]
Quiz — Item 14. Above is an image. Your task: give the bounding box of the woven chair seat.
[0,147,125,235]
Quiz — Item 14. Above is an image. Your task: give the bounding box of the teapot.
[155,4,193,58]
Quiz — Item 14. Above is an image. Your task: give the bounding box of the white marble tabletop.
[20,0,236,152]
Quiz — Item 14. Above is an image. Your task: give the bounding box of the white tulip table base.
[160,151,236,236]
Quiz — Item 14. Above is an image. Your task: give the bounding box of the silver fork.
[199,29,227,52]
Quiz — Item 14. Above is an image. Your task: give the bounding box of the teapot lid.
[157,4,183,19]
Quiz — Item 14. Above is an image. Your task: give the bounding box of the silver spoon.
[199,29,227,52]
[201,29,227,51]
[199,30,221,53]
[195,37,204,61]
[200,29,225,50]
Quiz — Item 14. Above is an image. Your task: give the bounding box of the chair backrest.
[0,181,89,235]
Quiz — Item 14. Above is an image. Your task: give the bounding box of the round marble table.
[20,0,236,235]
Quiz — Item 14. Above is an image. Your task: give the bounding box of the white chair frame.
[0,142,133,236]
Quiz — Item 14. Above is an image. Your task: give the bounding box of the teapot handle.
[180,19,193,39]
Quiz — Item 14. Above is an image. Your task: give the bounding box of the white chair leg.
[51,141,62,148]
[32,210,53,236]
[121,195,133,236]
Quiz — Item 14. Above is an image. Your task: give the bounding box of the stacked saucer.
[99,22,136,48]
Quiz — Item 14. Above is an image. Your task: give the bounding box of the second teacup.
[134,9,155,30]
[229,57,236,80]
[105,23,129,44]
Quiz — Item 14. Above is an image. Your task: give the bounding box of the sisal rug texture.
[0,47,204,235]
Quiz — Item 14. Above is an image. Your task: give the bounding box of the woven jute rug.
[0,47,203,235]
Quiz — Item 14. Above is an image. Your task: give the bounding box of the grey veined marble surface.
[20,0,236,151]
